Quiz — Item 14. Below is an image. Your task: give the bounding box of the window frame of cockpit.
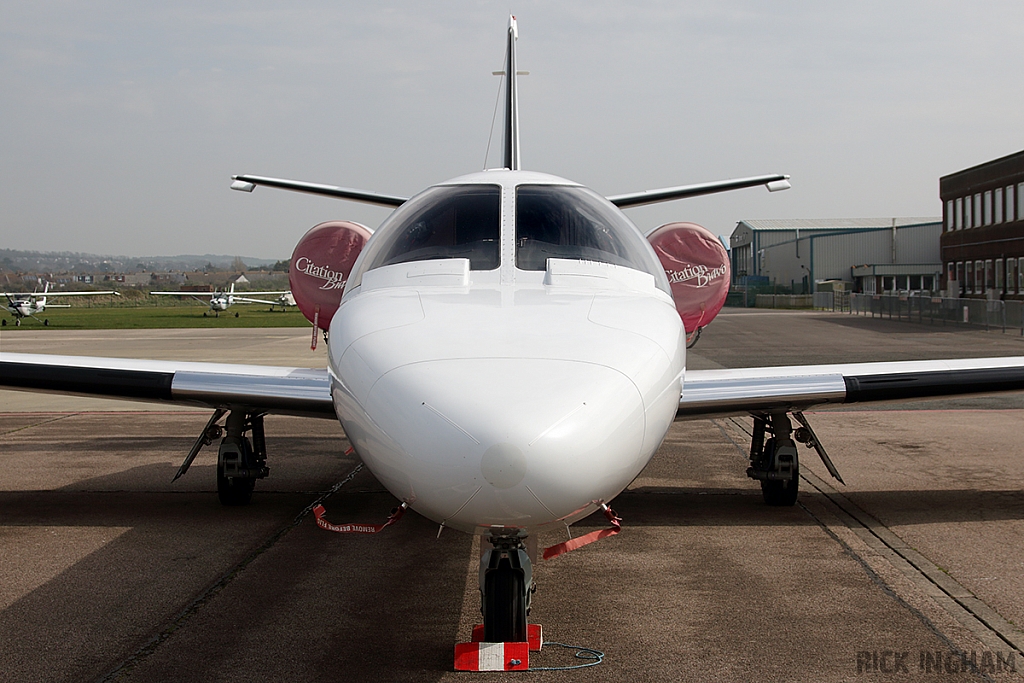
[513,184,671,295]
[345,183,502,291]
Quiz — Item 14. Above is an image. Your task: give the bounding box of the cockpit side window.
[362,185,501,273]
[515,185,670,292]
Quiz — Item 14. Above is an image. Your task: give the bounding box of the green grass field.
[1,304,311,329]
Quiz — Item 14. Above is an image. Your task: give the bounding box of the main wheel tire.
[217,465,255,505]
[483,557,527,643]
[761,466,799,506]
[217,439,256,506]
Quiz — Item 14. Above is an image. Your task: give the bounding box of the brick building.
[940,150,1024,298]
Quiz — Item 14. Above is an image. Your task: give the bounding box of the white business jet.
[3,17,1024,650]
[3,281,119,326]
[151,282,293,317]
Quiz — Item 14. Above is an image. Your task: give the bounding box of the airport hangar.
[729,218,942,295]
[940,148,1024,299]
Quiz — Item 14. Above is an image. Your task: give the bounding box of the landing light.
[231,180,256,192]
[766,179,792,192]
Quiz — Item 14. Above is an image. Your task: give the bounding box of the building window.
[955,197,963,229]
[965,196,973,228]
[1019,257,1024,293]
[1019,184,1024,221]
[1007,259,1016,294]
[956,262,964,292]
[996,258,1004,291]
[984,190,993,225]
[966,261,974,293]
[974,193,982,227]
[883,276,895,292]
[995,187,1004,223]
[945,200,953,230]
[1008,186,1016,223]
[946,262,954,286]
[984,260,992,291]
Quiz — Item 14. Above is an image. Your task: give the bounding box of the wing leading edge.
[0,353,335,419]
[678,356,1024,419]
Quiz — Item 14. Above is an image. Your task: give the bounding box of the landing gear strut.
[217,411,270,505]
[480,536,534,642]
[746,412,800,506]
[173,408,270,505]
[745,411,845,505]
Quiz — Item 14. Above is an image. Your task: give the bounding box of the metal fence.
[847,293,1024,334]
[813,291,850,312]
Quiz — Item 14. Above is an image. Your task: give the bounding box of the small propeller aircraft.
[3,16,1024,667]
[2,281,119,326]
[151,282,293,317]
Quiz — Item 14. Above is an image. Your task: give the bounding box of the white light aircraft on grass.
[151,282,294,317]
[2,282,120,326]
[3,17,1024,655]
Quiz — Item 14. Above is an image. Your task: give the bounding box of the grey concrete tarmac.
[2,312,1024,681]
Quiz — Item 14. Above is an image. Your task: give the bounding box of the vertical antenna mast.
[502,15,520,171]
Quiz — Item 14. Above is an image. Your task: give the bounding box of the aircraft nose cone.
[480,442,527,489]
[358,358,647,533]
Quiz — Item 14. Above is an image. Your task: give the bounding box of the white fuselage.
[6,297,45,318]
[325,171,686,535]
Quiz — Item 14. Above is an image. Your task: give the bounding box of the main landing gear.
[173,408,270,505]
[479,536,535,643]
[746,411,844,506]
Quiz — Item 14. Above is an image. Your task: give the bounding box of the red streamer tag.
[313,502,406,534]
[542,505,621,561]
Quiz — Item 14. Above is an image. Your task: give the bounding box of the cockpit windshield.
[360,184,501,274]
[515,185,669,291]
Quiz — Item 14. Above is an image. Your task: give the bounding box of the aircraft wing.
[0,353,335,419]
[677,356,1024,419]
[38,290,120,297]
[3,290,118,297]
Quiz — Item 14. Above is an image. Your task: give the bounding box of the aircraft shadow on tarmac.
[0,486,472,681]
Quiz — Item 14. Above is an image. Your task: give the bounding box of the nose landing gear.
[480,536,534,643]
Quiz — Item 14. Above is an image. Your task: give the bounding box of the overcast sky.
[3,1,1024,259]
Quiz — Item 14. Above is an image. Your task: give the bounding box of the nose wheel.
[480,537,533,643]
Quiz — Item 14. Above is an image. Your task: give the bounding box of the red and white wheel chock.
[454,624,543,671]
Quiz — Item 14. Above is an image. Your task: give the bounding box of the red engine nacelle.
[290,221,373,331]
[647,222,731,333]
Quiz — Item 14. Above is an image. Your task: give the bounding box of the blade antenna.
[502,15,521,171]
